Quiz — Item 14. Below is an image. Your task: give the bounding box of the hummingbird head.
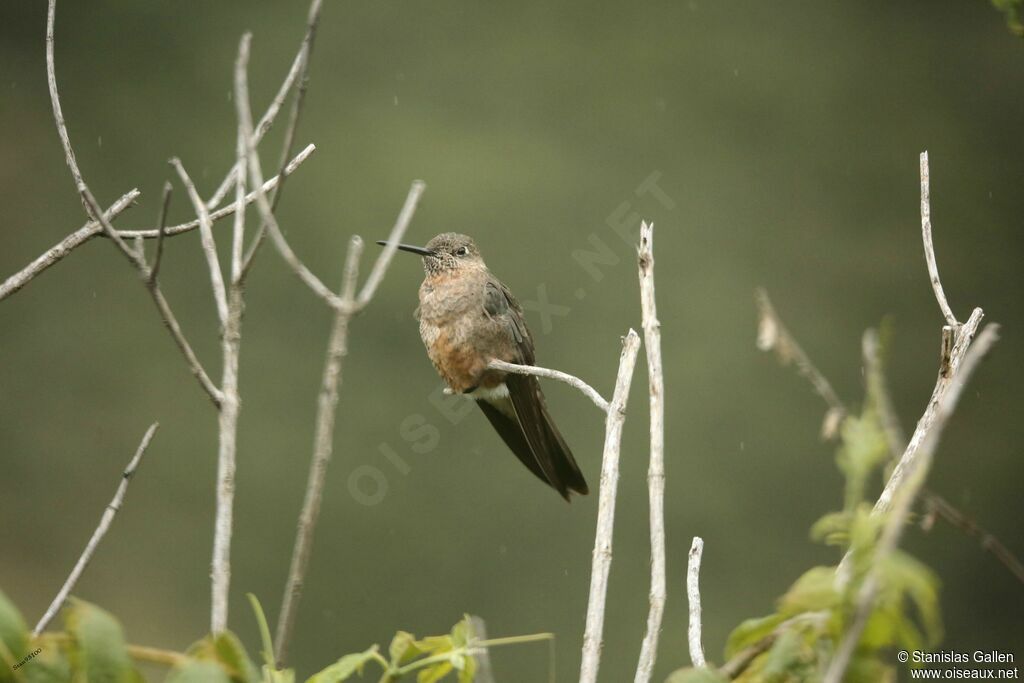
[376,232,485,276]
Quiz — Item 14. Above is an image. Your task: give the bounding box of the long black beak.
[376,240,434,256]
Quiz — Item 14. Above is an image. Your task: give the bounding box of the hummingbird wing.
[481,279,589,499]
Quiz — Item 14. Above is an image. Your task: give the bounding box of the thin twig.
[468,617,496,683]
[579,329,643,683]
[122,145,317,239]
[354,181,427,309]
[486,359,609,413]
[0,189,139,302]
[230,126,248,283]
[919,152,958,328]
[824,324,999,683]
[150,182,173,283]
[239,0,324,278]
[1,146,316,304]
[635,221,667,683]
[234,34,344,310]
[274,236,363,665]
[686,537,706,668]
[921,493,1024,584]
[206,26,312,210]
[756,288,847,439]
[44,0,221,407]
[170,158,229,325]
[33,423,159,635]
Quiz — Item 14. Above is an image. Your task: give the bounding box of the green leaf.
[884,551,942,646]
[664,667,729,683]
[305,646,379,683]
[777,567,838,616]
[450,617,470,649]
[809,512,850,546]
[456,654,476,683]
[412,637,452,656]
[187,632,260,683]
[760,629,805,680]
[165,660,233,683]
[388,631,425,667]
[0,589,29,673]
[416,661,453,683]
[65,598,136,683]
[245,594,275,671]
[724,614,785,659]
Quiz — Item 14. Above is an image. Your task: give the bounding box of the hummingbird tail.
[476,374,588,500]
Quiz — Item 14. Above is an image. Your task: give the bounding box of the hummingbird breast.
[416,269,520,393]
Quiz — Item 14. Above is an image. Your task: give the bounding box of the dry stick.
[206,24,310,210]
[921,494,1024,584]
[274,236,363,665]
[919,152,958,328]
[755,288,847,439]
[686,537,706,668]
[1,146,315,305]
[273,173,425,657]
[171,159,230,326]
[863,331,1024,586]
[355,181,427,309]
[43,0,221,407]
[579,329,643,683]
[486,359,609,413]
[33,423,160,635]
[123,145,317,240]
[824,325,1000,683]
[825,154,993,681]
[150,182,173,283]
[239,0,324,278]
[634,221,667,683]
[272,183,424,663]
[234,35,344,310]
[0,189,139,302]
[230,127,248,283]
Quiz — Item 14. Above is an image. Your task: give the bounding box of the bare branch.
[486,359,609,413]
[1,144,316,306]
[170,158,230,326]
[33,423,159,635]
[0,189,139,302]
[354,181,427,309]
[921,493,1024,585]
[229,127,248,283]
[149,182,173,283]
[122,145,317,240]
[239,0,324,278]
[44,0,221,407]
[825,324,999,683]
[919,151,958,327]
[635,221,667,683]
[206,16,313,210]
[234,34,343,310]
[579,329,643,683]
[686,537,706,668]
[871,307,984,516]
[465,617,497,683]
[274,235,363,665]
[756,287,846,438]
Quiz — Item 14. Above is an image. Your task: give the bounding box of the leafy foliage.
[666,329,943,682]
[992,0,1024,36]
[0,591,543,683]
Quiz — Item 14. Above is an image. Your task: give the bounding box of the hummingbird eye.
[454,246,469,257]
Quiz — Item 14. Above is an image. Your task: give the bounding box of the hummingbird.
[377,233,588,500]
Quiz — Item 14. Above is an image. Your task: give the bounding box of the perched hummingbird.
[377,233,588,500]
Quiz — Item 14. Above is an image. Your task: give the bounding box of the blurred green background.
[1,1,1021,680]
